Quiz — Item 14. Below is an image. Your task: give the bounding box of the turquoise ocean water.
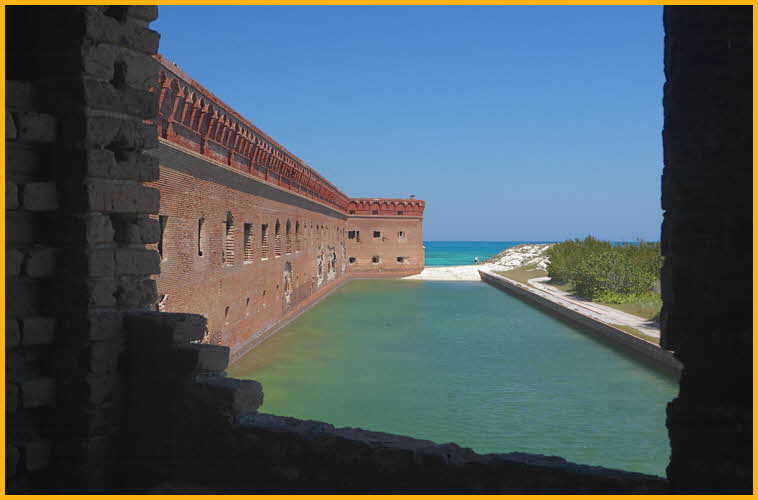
[424,241,555,267]
[229,279,677,476]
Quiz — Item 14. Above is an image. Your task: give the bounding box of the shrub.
[546,235,611,284]
[545,236,663,302]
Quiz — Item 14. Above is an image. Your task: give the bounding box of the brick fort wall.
[151,56,426,358]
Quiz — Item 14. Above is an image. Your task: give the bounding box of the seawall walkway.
[477,269,681,377]
[403,265,679,376]
[404,266,660,340]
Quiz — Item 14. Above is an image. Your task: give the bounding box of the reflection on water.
[229,279,677,476]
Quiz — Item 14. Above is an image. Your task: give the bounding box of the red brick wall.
[149,141,351,357]
[150,56,426,359]
[345,216,424,276]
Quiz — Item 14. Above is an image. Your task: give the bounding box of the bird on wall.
[410,194,416,198]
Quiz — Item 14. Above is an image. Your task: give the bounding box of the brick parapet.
[154,54,350,214]
[348,197,425,217]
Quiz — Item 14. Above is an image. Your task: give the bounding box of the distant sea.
[423,241,556,267]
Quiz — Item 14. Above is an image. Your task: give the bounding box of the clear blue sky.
[154,6,664,242]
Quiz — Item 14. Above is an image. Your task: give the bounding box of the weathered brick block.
[64,310,123,343]
[115,276,157,307]
[88,278,117,307]
[23,440,52,472]
[14,111,56,143]
[124,312,207,345]
[7,383,19,414]
[83,78,157,118]
[22,182,58,211]
[6,81,34,110]
[125,5,158,22]
[81,43,121,82]
[173,344,230,373]
[21,377,55,408]
[115,247,160,275]
[122,51,161,91]
[84,375,119,405]
[22,317,56,345]
[83,248,115,277]
[83,9,160,53]
[137,153,160,181]
[7,320,21,348]
[6,144,42,178]
[77,114,157,150]
[6,182,19,210]
[6,112,17,141]
[6,212,58,245]
[191,376,264,415]
[7,249,24,276]
[84,182,160,214]
[85,214,116,244]
[86,340,123,376]
[6,444,20,478]
[6,212,34,244]
[83,149,158,182]
[25,247,57,278]
[112,215,160,244]
[6,279,37,317]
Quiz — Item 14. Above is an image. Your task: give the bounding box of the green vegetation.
[546,236,663,321]
[610,324,660,345]
[603,296,662,322]
[496,267,547,287]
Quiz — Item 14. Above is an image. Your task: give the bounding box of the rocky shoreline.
[483,243,552,271]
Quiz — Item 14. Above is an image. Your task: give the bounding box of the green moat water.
[229,279,677,477]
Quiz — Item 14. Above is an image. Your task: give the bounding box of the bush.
[546,236,611,284]
[546,236,663,302]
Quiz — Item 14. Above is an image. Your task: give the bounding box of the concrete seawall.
[478,270,682,379]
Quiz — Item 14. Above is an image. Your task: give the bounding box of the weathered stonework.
[6,5,161,491]
[660,6,752,493]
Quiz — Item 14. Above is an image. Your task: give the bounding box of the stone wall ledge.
[164,411,671,494]
[478,269,682,378]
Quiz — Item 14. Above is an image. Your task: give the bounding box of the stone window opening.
[398,231,406,239]
[372,210,379,215]
[285,219,292,254]
[373,231,381,238]
[224,305,230,325]
[349,257,356,264]
[223,211,234,266]
[349,210,355,214]
[295,220,302,251]
[371,255,380,264]
[197,216,205,256]
[158,215,168,260]
[397,256,406,263]
[397,210,404,215]
[260,223,269,260]
[243,223,254,263]
[274,219,282,257]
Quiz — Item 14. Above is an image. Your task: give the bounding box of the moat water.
[229,279,678,477]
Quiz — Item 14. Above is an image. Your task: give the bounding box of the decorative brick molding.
[347,198,425,217]
[154,55,350,214]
